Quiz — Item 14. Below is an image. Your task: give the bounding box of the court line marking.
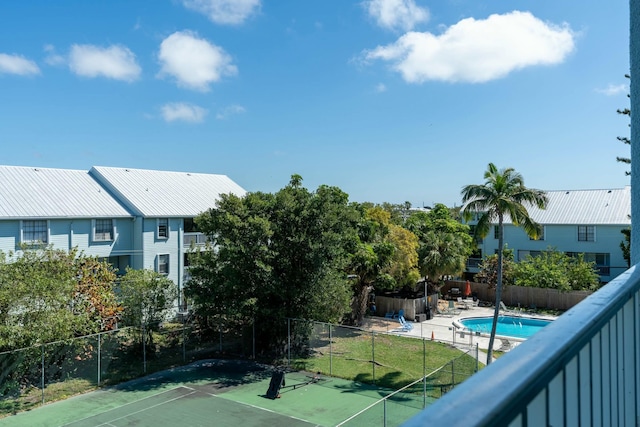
[95,389,197,426]
[60,386,195,426]
[209,393,317,426]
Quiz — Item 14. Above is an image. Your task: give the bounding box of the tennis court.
[1,359,430,426]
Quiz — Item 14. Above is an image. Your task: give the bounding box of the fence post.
[329,324,333,376]
[182,313,186,363]
[475,343,479,372]
[219,323,222,352]
[142,321,147,374]
[98,334,101,386]
[423,338,427,408]
[371,331,375,384]
[41,344,45,405]
[287,318,291,367]
[451,360,455,387]
[252,321,256,360]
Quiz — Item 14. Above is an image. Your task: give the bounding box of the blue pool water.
[460,316,552,339]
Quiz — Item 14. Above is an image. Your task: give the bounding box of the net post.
[252,321,255,360]
[142,321,147,374]
[383,397,387,427]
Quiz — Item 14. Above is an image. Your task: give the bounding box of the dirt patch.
[360,317,396,332]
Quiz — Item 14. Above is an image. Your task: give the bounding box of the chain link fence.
[1,316,480,418]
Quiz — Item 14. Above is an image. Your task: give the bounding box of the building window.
[530,226,545,241]
[93,219,114,241]
[518,250,542,261]
[184,218,199,233]
[578,225,595,242]
[157,254,169,275]
[157,218,169,239]
[567,252,609,275]
[22,220,48,243]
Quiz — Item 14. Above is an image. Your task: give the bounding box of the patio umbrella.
[464,280,471,297]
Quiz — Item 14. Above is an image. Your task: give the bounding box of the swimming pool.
[458,315,552,339]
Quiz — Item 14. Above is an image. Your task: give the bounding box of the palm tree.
[461,163,548,364]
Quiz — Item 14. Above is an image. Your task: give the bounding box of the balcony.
[183,232,208,247]
[403,265,640,427]
[466,257,482,269]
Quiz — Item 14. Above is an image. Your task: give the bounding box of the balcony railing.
[403,265,640,427]
[466,257,482,269]
[183,232,208,247]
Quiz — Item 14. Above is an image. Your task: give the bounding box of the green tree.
[118,267,177,342]
[73,257,121,332]
[621,228,631,267]
[461,163,548,364]
[0,247,122,350]
[347,206,420,324]
[513,249,600,291]
[186,176,357,350]
[474,248,515,288]
[616,74,631,174]
[405,204,474,293]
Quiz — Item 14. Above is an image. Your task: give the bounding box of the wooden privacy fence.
[443,280,592,311]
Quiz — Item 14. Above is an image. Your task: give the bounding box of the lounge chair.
[500,301,518,315]
[398,315,414,332]
[385,310,395,319]
[393,309,405,319]
[457,297,471,310]
[436,301,459,317]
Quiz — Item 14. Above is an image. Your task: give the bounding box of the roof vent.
[608,190,612,193]
[565,191,569,194]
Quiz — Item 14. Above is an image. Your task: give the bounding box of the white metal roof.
[502,187,631,225]
[0,166,133,219]
[90,166,247,217]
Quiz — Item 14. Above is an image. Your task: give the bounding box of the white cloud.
[364,0,429,31]
[375,83,387,92]
[363,11,575,84]
[158,30,237,92]
[181,0,260,25]
[216,104,246,119]
[0,53,40,76]
[596,84,627,96]
[161,102,208,123]
[69,44,141,81]
[43,44,65,66]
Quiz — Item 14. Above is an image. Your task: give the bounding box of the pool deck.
[362,304,558,360]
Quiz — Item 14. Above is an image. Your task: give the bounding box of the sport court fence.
[1,314,479,420]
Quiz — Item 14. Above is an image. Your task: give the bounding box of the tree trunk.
[486,217,504,365]
[352,282,373,326]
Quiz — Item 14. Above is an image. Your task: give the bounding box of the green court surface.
[0,360,429,426]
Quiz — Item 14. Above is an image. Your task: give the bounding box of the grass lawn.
[291,331,479,397]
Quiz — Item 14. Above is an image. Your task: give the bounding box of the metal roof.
[90,166,247,217]
[0,166,133,219]
[501,187,631,225]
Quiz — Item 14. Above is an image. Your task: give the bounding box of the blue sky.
[0,0,631,207]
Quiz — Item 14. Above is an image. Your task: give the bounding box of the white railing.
[403,265,640,427]
[183,232,208,247]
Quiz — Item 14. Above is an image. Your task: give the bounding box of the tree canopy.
[461,163,547,364]
[512,248,600,292]
[0,247,121,351]
[185,176,358,347]
[405,204,474,291]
